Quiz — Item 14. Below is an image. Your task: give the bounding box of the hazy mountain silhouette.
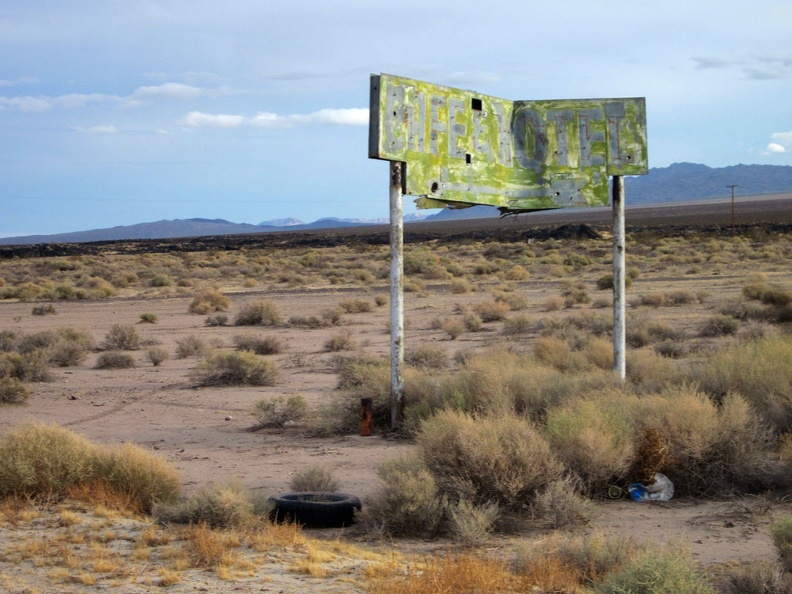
[2,162,790,245]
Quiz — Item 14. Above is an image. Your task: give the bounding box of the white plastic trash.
[628,472,674,502]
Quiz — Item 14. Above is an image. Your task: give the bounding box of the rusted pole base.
[360,398,373,436]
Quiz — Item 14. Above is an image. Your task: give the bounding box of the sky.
[1,1,791,238]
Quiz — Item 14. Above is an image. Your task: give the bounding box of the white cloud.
[183,108,369,129]
[79,125,118,134]
[182,111,245,128]
[771,130,792,146]
[0,83,228,112]
[131,83,209,101]
[767,130,792,154]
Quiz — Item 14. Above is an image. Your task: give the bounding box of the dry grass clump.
[289,465,340,492]
[94,351,136,369]
[473,299,510,322]
[188,289,230,314]
[545,391,635,496]
[417,409,562,511]
[146,347,169,366]
[0,423,180,512]
[192,350,279,386]
[691,336,792,434]
[234,300,283,326]
[175,335,209,358]
[0,377,31,403]
[363,452,446,537]
[138,312,158,323]
[405,344,448,369]
[324,330,356,352]
[155,483,266,528]
[250,394,307,429]
[716,560,792,594]
[31,303,57,316]
[232,333,284,355]
[338,298,374,313]
[12,327,95,367]
[596,548,715,594]
[103,324,140,350]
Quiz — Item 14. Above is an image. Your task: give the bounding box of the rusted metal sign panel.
[369,73,648,212]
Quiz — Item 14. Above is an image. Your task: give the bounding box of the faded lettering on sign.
[369,74,648,212]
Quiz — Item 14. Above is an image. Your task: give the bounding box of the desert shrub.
[691,336,792,434]
[204,313,229,327]
[743,278,792,307]
[416,409,562,510]
[146,347,169,367]
[533,336,587,373]
[440,318,465,339]
[289,465,340,493]
[531,477,597,529]
[629,388,774,496]
[0,330,16,352]
[718,561,792,594]
[234,300,283,326]
[494,290,530,311]
[450,278,473,294]
[545,392,635,495]
[543,294,564,311]
[0,377,31,403]
[192,350,279,387]
[0,423,101,499]
[447,499,499,545]
[155,484,258,528]
[405,344,447,369]
[639,292,666,308]
[625,348,679,394]
[338,298,373,313]
[324,331,355,352]
[473,299,510,322]
[700,314,739,337]
[665,290,696,305]
[96,442,181,513]
[772,517,792,573]
[0,350,52,382]
[31,303,57,316]
[251,394,307,429]
[364,452,446,537]
[584,338,614,369]
[374,294,388,306]
[504,264,529,281]
[321,307,344,325]
[463,312,483,331]
[513,533,639,590]
[233,334,284,355]
[148,273,172,287]
[503,314,533,335]
[561,280,591,307]
[139,312,158,323]
[103,324,140,350]
[596,548,715,594]
[188,289,230,314]
[16,328,94,367]
[95,351,136,369]
[175,335,209,358]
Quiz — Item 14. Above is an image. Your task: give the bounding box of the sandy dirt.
[1,269,791,592]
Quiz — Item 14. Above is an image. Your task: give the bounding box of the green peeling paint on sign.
[369,74,648,213]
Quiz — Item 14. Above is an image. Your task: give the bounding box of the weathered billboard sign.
[369,73,648,212]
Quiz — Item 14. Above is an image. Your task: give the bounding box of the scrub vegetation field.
[2,213,792,593]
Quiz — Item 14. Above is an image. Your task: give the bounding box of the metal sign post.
[389,161,405,428]
[612,175,626,380]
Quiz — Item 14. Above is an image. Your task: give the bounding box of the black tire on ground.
[268,492,362,528]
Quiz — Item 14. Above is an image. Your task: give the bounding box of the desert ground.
[2,197,792,592]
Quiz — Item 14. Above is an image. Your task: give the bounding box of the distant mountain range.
[2,162,791,245]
